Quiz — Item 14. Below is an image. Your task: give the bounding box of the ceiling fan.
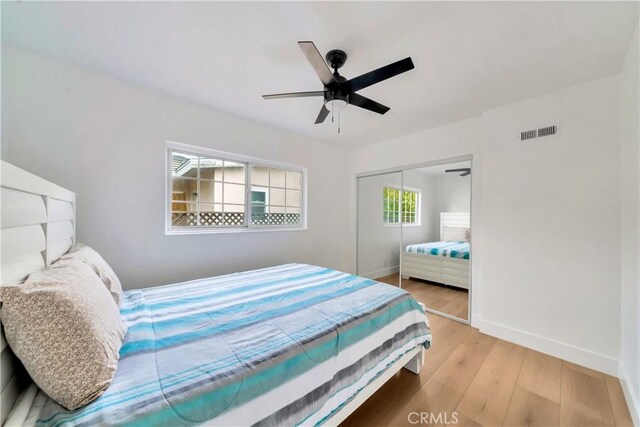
[262,41,415,131]
[445,168,471,177]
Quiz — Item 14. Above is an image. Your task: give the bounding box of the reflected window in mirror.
[383,186,420,226]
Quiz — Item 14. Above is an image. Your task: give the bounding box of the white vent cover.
[520,125,558,141]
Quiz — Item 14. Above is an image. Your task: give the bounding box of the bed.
[0,161,431,427]
[401,212,470,290]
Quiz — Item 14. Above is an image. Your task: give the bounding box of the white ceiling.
[2,2,637,148]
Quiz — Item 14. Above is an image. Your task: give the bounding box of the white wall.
[619,22,640,425]
[349,75,623,375]
[1,46,351,288]
[434,173,471,223]
[357,172,402,279]
[479,75,621,374]
[403,169,439,246]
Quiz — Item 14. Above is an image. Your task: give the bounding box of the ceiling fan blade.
[345,57,414,94]
[315,105,330,124]
[445,168,470,173]
[460,171,471,176]
[298,41,336,87]
[262,91,325,100]
[349,93,390,115]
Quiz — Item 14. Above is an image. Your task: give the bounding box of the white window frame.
[165,141,307,235]
[382,185,421,227]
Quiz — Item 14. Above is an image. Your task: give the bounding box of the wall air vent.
[520,125,558,142]
[538,125,558,138]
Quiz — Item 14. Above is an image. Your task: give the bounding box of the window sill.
[165,226,307,235]
[383,223,422,227]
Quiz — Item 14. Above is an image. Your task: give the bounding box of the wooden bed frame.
[401,212,470,290]
[0,160,424,426]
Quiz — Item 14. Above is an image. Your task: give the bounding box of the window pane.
[171,201,196,213]
[198,180,215,203]
[286,207,301,214]
[270,169,286,187]
[270,188,285,206]
[198,157,224,180]
[251,166,269,186]
[286,189,301,208]
[286,171,302,190]
[172,201,198,226]
[198,203,221,226]
[172,151,198,178]
[270,206,286,213]
[223,161,245,184]
[223,183,245,205]
[172,178,198,202]
[199,203,222,212]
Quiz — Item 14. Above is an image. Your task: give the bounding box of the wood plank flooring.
[382,274,469,320]
[342,311,633,427]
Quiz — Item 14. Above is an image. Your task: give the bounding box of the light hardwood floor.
[376,274,468,320]
[401,276,469,320]
[342,278,633,426]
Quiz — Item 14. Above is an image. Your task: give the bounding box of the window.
[167,142,306,233]
[383,186,420,225]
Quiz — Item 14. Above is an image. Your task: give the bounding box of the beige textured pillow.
[63,243,123,306]
[0,258,126,410]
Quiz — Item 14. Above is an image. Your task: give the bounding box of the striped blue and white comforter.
[27,264,431,427]
[405,241,470,260]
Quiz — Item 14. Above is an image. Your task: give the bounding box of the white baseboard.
[619,363,640,426]
[472,316,619,376]
[361,265,399,280]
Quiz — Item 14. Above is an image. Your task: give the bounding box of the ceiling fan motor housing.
[326,49,347,70]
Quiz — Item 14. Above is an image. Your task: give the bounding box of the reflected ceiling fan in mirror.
[445,168,471,177]
[262,41,415,133]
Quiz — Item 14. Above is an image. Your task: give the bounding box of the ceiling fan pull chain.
[338,112,341,135]
[331,92,335,123]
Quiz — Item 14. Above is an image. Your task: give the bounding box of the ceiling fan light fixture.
[325,98,348,113]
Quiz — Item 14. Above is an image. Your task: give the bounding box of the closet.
[356,157,472,323]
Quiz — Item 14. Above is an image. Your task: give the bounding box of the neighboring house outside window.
[251,188,268,215]
[167,141,306,234]
[383,186,420,225]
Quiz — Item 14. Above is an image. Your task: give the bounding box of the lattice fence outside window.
[172,212,301,227]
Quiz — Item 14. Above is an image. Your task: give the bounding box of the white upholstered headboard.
[1,161,76,425]
[440,212,470,241]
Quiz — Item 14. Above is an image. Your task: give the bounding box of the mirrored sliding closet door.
[357,171,402,287]
[400,160,471,323]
